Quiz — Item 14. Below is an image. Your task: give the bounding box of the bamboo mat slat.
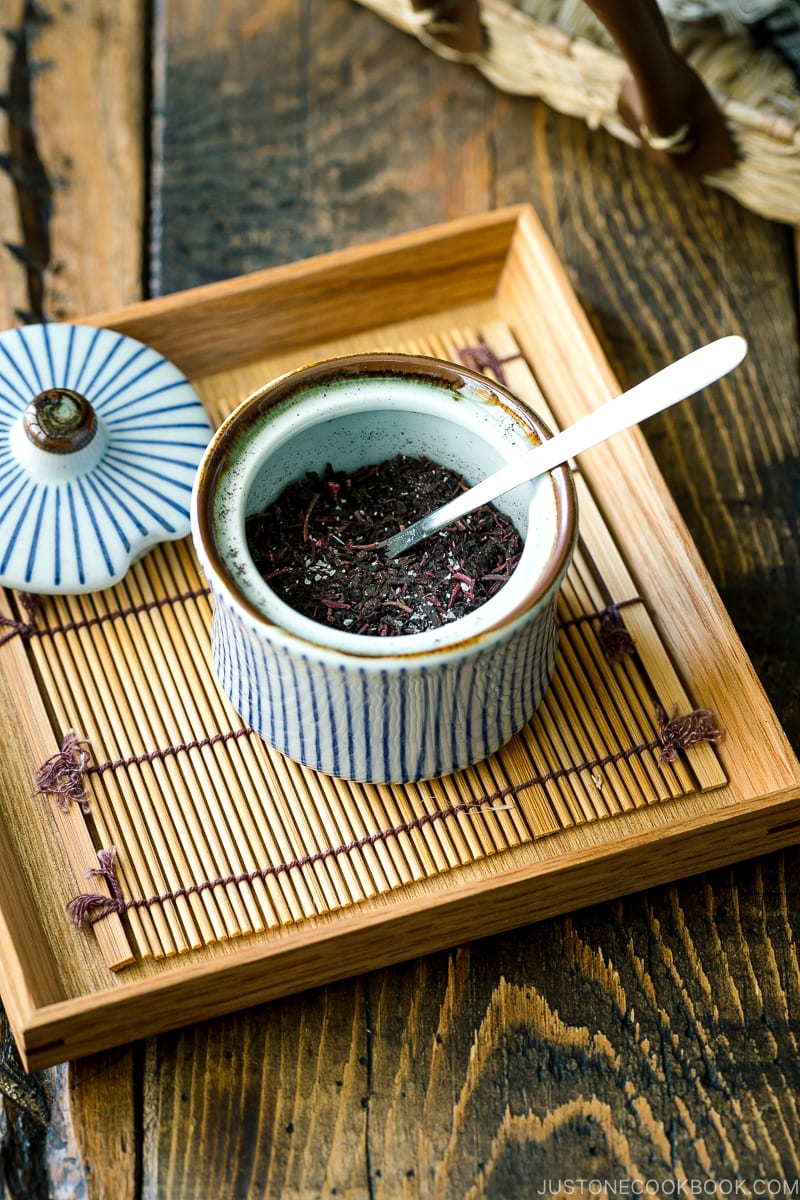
[12,318,728,970]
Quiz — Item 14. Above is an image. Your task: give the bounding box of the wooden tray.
[1,205,798,1071]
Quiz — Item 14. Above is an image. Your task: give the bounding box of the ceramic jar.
[191,353,577,783]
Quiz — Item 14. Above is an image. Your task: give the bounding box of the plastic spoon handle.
[381,335,748,558]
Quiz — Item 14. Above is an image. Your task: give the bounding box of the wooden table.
[1,2,798,1196]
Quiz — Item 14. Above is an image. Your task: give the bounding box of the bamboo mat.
[9,319,726,968]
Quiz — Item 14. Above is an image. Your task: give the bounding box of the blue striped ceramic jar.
[191,354,577,784]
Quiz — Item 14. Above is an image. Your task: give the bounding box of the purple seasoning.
[245,454,523,637]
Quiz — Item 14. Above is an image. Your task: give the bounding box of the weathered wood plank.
[155,0,498,293]
[0,0,39,328]
[33,0,146,319]
[140,855,800,1193]
[0,0,145,329]
[68,1052,139,1200]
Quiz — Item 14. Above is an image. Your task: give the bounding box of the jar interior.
[244,391,537,532]
[210,372,568,656]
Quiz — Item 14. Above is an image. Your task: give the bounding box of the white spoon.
[380,335,748,558]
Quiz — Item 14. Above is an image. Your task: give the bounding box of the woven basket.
[356,0,800,225]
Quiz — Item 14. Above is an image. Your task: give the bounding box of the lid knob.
[23,387,98,454]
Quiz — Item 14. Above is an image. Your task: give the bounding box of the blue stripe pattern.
[210,586,564,785]
[0,323,213,594]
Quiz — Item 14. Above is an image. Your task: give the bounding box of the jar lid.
[0,322,214,594]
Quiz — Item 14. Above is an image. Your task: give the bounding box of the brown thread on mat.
[597,603,638,662]
[574,540,721,789]
[34,730,92,812]
[35,728,254,813]
[456,344,523,387]
[84,726,255,776]
[65,708,723,929]
[558,597,642,662]
[572,536,642,662]
[656,703,723,764]
[11,588,212,642]
[67,847,125,928]
[0,593,39,646]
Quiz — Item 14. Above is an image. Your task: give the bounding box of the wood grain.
[0,0,145,326]
[0,0,29,328]
[0,1,798,1198]
[68,1051,139,1200]
[142,856,800,1194]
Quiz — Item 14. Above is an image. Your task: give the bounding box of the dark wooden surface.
[1,1,799,1196]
